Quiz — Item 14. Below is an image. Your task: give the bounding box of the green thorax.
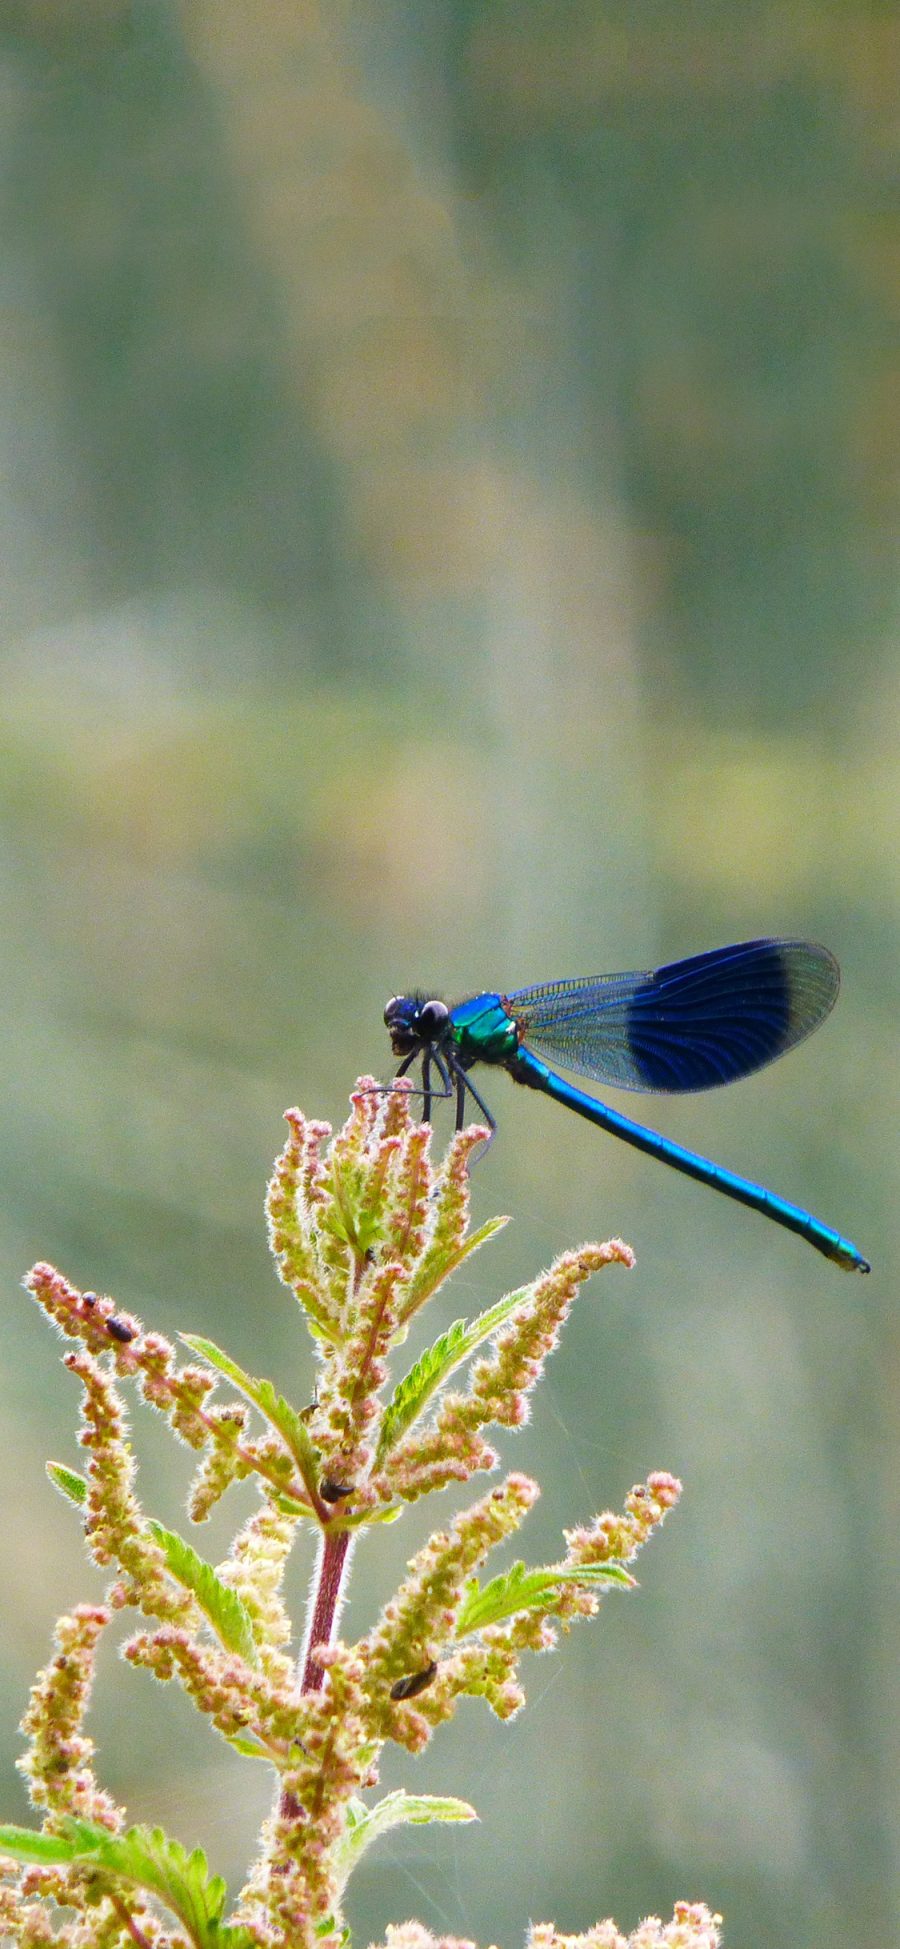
[449,993,519,1067]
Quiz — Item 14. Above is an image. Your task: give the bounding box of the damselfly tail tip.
[835,1242,870,1274]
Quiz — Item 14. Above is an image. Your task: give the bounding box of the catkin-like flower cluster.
[2,1079,701,1949]
[374,1908,722,1949]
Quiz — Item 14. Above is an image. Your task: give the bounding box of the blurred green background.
[0,4,896,1945]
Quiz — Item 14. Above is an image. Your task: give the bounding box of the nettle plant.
[0,1079,721,1949]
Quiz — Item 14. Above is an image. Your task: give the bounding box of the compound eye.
[418,999,449,1040]
[384,996,402,1027]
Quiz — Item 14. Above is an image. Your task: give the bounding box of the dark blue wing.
[507,939,840,1093]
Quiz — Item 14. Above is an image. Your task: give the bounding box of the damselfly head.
[384,994,419,1055]
[384,994,449,1056]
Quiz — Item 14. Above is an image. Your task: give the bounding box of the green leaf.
[456,1559,633,1636]
[352,1208,384,1257]
[146,1521,257,1666]
[319,1192,382,1261]
[304,1314,337,1345]
[398,1213,509,1323]
[46,1461,88,1506]
[345,1498,403,1528]
[0,1819,257,1946]
[377,1282,532,1462]
[377,1319,466,1460]
[270,1489,319,1518]
[180,1335,319,1503]
[0,1821,94,1865]
[331,1790,477,1894]
[224,1731,275,1761]
[97,1825,228,1936]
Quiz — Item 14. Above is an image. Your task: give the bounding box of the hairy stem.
[301,1526,353,1695]
[279,1523,354,1823]
[109,1893,153,1948]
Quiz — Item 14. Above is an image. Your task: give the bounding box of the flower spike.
[4,1079,709,1948]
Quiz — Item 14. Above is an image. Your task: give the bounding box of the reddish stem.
[109,1894,153,1948]
[300,1526,352,1694]
[279,1522,353,1823]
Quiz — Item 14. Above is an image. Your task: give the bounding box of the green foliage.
[180,1333,320,1505]
[0,1819,258,1947]
[331,1791,477,1894]
[0,1820,88,1865]
[397,1213,509,1323]
[46,1460,88,1505]
[45,1471,259,1664]
[146,1522,258,1665]
[456,1559,633,1636]
[376,1285,530,1461]
[316,1194,384,1262]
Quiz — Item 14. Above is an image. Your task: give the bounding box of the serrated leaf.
[147,1521,257,1665]
[46,1461,88,1506]
[259,1391,319,1497]
[330,1789,477,1893]
[0,1818,257,1945]
[95,1822,228,1931]
[399,1213,509,1322]
[71,1821,237,1944]
[456,1559,633,1635]
[180,1335,319,1503]
[377,1282,532,1462]
[376,1319,466,1460]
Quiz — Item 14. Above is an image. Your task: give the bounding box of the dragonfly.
[383,938,869,1273]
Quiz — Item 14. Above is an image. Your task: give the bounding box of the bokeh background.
[0,5,896,1946]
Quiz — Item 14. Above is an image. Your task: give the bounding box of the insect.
[383,938,869,1273]
[390,1660,438,1702]
[320,1479,353,1504]
[105,1316,136,1344]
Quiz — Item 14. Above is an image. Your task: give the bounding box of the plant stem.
[279,1522,354,1823]
[109,1893,153,1948]
[301,1525,353,1695]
